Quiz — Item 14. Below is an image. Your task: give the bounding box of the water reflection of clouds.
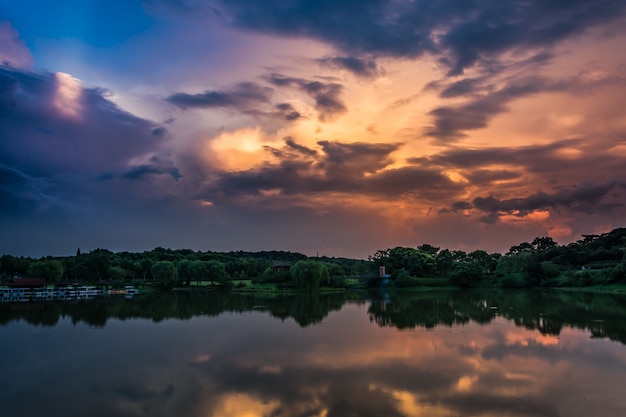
[185,308,626,417]
[2,304,626,417]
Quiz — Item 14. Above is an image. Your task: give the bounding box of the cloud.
[317,55,382,78]
[437,0,626,76]
[465,169,522,185]
[264,73,347,121]
[443,181,619,223]
[0,163,58,214]
[166,81,308,122]
[0,22,33,68]
[197,137,468,207]
[119,156,181,181]
[166,82,272,110]
[412,138,624,179]
[439,78,482,98]
[0,66,168,177]
[274,103,301,121]
[284,136,316,156]
[207,0,626,75]
[426,74,623,140]
[316,140,397,176]
[0,66,172,216]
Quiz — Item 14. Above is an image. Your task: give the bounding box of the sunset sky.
[1,0,626,258]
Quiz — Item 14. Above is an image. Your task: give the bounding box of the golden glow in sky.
[1,1,626,257]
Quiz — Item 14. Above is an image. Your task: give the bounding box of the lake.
[1,289,626,416]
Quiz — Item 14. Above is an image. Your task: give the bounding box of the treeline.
[1,227,625,289]
[0,291,347,328]
[0,247,370,289]
[369,228,626,288]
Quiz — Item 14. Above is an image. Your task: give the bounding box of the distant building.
[7,278,47,288]
[272,261,292,273]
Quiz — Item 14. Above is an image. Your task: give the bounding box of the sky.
[1,0,626,259]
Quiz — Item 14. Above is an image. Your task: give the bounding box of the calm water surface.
[1,290,626,417]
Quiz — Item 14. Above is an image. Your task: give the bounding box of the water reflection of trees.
[0,291,346,328]
[3,289,626,344]
[367,289,626,344]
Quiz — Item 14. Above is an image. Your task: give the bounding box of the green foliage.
[176,260,193,285]
[70,248,112,281]
[0,255,30,279]
[434,249,454,276]
[417,244,440,255]
[290,260,329,291]
[325,262,346,276]
[498,273,527,288]
[261,267,291,283]
[27,259,64,282]
[539,261,561,287]
[151,261,178,289]
[367,245,500,282]
[450,261,485,288]
[206,260,228,284]
[108,266,128,281]
[394,269,412,287]
[2,227,625,291]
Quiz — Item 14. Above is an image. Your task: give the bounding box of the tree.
[72,249,112,281]
[1,255,21,279]
[468,250,499,273]
[507,242,533,255]
[434,249,454,276]
[108,266,128,281]
[206,260,227,285]
[417,244,440,255]
[495,252,532,287]
[368,249,390,267]
[387,247,435,277]
[177,260,193,285]
[151,261,178,288]
[27,260,64,282]
[531,236,557,252]
[450,261,484,288]
[290,260,329,291]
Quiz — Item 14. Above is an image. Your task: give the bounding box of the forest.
[1,228,625,291]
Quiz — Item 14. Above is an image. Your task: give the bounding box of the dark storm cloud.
[167,76,342,121]
[427,74,622,140]
[0,163,57,213]
[0,65,172,215]
[208,0,626,75]
[0,66,168,177]
[474,182,618,215]
[444,201,473,213]
[120,156,181,181]
[284,136,316,156]
[444,181,619,223]
[317,55,382,78]
[439,78,482,98]
[412,138,625,178]
[166,82,272,109]
[366,166,463,199]
[199,138,464,204]
[465,169,522,185]
[264,73,346,121]
[411,137,626,221]
[274,102,301,121]
[317,140,397,175]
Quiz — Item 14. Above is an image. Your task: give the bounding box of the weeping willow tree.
[290,260,329,291]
